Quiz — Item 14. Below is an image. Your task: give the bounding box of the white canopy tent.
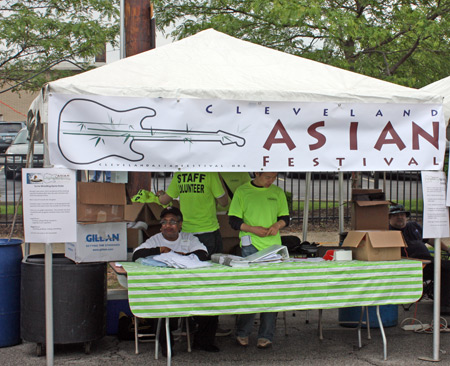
[26,29,447,364]
[422,75,450,140]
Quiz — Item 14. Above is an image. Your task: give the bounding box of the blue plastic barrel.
[0,238,23,347]
[339,305,398,328]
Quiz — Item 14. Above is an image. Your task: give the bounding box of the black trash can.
[0,238,23,347]
[21,254,106,353]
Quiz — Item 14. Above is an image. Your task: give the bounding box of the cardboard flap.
[366,231,406,248]
[342,231,367,248]
[147,203,165,220]
[124,202,146,221]
[355,200,390,207]
[77,182,126,205]
[352,189,385,201]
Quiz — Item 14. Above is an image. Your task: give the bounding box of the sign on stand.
[22,168,77,243]
[22,167,77,366]
[421,171,449,239]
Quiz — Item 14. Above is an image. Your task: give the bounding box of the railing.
[0,161,423,226]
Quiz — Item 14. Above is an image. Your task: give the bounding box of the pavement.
[1,299,450,366]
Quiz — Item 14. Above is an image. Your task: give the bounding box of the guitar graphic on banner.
[57,98,246,164]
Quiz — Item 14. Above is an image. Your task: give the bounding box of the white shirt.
[133,232,207,254]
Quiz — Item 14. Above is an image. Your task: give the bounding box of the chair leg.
[283,312,288,336]
[185,318,192,352]
[318,309,323,340]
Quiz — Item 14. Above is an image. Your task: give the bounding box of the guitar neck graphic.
[57,98,246,164]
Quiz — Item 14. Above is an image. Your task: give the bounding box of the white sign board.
[48,94,445,172]
[22,168,77,243]
[421,171,450,239]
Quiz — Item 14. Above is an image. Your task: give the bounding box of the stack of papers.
[152,252,213,269]
[211,254,250,267]
[211,245,289,267]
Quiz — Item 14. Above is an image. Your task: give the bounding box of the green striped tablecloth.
[121,259,423,318]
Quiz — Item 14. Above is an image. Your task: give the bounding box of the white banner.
[48,93,445,172]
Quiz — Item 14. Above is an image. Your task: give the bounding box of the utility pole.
[122,0,156,198]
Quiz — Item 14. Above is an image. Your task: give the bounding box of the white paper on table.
[422,171,450,238]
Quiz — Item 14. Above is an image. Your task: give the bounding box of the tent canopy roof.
[47,29,441,104]
[421,75,450,123]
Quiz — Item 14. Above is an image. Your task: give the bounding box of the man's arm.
[216,192,229,207]
[157,191,173,205]
[132,247,160,261]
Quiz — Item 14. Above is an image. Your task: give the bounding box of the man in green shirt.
[217,172,251,212]
[228,172,290,349]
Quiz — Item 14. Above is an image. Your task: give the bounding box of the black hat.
[389,204,410,217]
[160,206,183,221]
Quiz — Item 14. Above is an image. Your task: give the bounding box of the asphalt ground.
[1,299,450,366]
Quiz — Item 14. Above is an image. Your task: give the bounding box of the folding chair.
[134,317,192,356]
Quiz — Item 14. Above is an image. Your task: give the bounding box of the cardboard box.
[127,227,144,250]
[77,182,126,223]
[124,201,180,240]
[222,237,240,254]
[342,230,405,261]
[351,189,390,230]
[65,222,127,263]
[217,213,239,238]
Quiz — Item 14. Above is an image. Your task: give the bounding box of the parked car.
[0,121,25,152]
[4,127,44,179]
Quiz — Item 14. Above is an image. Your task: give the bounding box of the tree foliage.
[0,0,119,91]
[152,0,450,88]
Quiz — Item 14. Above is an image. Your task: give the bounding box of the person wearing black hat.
[132,206,208,261]
[389,203,450,314]
[132,206,220,353]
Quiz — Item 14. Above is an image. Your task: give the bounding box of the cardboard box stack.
[343,188,405,261]
[66,182,128,263]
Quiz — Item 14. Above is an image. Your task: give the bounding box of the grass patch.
[0,203,22,215]
[290,200,340,212]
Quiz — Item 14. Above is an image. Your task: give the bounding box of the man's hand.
[266,221,286,236]
[248,226,269,237]
[160,246,171,254]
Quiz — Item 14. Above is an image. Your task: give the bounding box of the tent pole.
[45,243,54,366]
[302,172,311,242]
[338,172,344,235]
[433,238,441,361]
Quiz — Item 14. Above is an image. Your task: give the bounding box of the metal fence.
[0,156,423,227]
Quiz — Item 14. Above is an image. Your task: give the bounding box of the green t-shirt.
[217,172,251,212]
[166,172,225,233]
[228,181,289,250]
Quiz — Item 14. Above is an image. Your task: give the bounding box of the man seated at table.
[132,206,220,353]
[228,172,290,349]
[388,203,450,314]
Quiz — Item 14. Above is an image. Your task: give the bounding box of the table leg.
[165,318,171,366]
[376,305,387,360]
[365,307,371,340]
